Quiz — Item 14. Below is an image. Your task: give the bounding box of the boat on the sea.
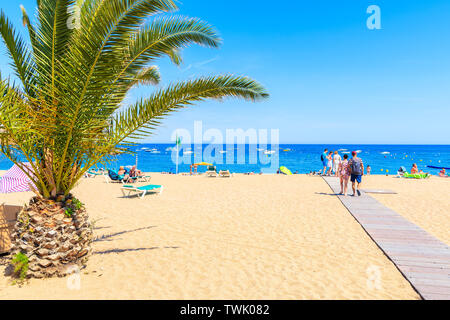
[264,150,276,155]
[145,148,160,154]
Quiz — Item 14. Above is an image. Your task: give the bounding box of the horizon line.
[136,142,450,146]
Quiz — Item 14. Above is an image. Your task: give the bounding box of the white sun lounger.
[206,171,217,177]
[121,184,163,198]
[219,170,232,178]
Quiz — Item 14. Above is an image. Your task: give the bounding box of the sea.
[0,144,449,175]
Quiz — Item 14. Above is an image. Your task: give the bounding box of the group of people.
[321,149,366,196]
[118,165,143,183]
[398,164,430,176]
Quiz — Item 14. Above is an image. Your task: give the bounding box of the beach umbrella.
[193,162,213,166]
[0,163,35,193]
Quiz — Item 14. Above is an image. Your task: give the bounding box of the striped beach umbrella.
[0,163,35,193]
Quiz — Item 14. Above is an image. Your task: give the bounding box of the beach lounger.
[206,171,217,177]
[121,184,163,198]
[219,170,232,178]
[105,169,125,183]
[205,165,217,177]
[86,170,104,178]
[137,175,151,182]
[402,172,431,179]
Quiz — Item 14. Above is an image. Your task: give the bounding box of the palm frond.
[127,66,161,87]
[0,0,269,198]
[112,75,268,144]
[0,11,35,95]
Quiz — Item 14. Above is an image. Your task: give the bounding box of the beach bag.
[350,158,363,175]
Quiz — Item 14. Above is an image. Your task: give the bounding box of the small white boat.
[264,150,276,155]
[183,150,194,155]
[219,150,227,154]
[381,151,390,155]
[145,148,160,154]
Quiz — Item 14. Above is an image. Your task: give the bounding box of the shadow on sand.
[94,226,157,242]
[315,192,340,196]
[93,226,179,255]
[94,246,179,255]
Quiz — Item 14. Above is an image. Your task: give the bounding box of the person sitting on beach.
[411,163,419,174]
[366,165,371,175]
[129,165,142,178]
[397,166,406,176]
[118,166,126,176]
[439,169,447,177]
[338,154,351,196]
[118,166,134,183]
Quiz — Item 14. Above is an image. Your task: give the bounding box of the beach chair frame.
[104,174,126,184]
[137,175,152,182]
[219,170,232,178]
[206,171,217,177]
[121,185,163,198]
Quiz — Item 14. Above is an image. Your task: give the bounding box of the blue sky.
[1,0,449,144]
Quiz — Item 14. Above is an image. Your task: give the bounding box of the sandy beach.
[2,172,443,299]
[363,175,450,245]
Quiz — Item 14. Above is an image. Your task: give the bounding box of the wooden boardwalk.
[322,176,450,300]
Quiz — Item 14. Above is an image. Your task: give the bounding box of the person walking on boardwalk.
[338,154,351,196]
[326,151,333,176]
[348,151,364,196]
[332,151,342,177]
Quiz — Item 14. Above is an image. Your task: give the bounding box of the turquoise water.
[1,144,449,174]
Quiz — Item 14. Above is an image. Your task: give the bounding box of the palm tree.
[0,0,268,278]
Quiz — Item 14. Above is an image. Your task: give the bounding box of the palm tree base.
[8,196,93,279]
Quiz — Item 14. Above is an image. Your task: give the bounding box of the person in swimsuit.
[411,163,419,174]
[332,151,341,177]
[327,151,333,176]
[338,154,351,196]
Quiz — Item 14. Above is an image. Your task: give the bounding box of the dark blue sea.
[0,144,449,175]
